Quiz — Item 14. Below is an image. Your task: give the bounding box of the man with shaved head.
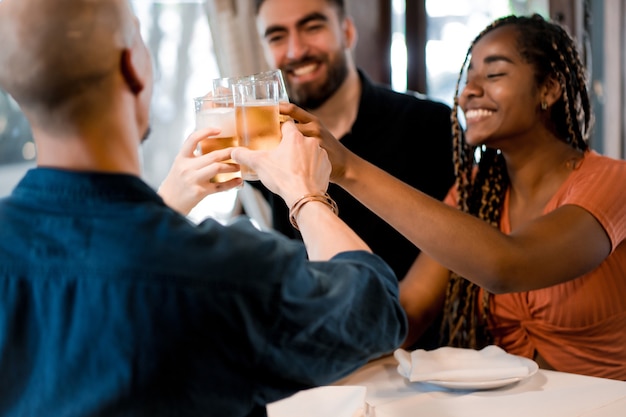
[0,1,406,416]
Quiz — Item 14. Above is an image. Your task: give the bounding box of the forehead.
[257,0,338,28]
[469,25,522,65]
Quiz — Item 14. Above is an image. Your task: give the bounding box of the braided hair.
[441,14,593,349]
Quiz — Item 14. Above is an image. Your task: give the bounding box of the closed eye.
[304,23,325,33]
[487,73,506,79]
[267,33,287,45]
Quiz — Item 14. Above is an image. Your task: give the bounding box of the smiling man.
[254,0,456,349]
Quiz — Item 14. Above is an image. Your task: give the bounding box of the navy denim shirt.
[0,168,406,417]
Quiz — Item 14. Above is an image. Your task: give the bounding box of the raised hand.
[158,128,242,215]
[278,102,351,184]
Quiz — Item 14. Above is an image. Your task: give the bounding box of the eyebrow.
[468,54,515,70]
[263,12,329,39]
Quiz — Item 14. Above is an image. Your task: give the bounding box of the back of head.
[0,0,135,120]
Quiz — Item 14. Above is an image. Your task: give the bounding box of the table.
[332,355,626,417]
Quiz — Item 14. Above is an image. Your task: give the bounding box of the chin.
[463,133,481,147]
[463,128,490,147]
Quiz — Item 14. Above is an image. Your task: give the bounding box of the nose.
[459,77,483,106]
[286,32,308,60]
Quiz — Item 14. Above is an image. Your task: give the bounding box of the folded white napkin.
[266,385,367,417]
[395,345,531,382]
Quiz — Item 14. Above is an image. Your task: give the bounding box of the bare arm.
[231,121,370,261]
[399,254,449,348]
[339,148,609,292]
[283,103,611,293]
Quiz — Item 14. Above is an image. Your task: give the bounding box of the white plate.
[423,356,538,390]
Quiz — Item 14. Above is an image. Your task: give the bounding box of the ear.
[120,48,144,95]
[342,16,358,49]
[540,73,563,109]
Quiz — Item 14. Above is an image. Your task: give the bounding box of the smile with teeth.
[292,63,318,77]
[464,109,494,121]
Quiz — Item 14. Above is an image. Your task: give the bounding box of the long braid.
[440,14,592,349]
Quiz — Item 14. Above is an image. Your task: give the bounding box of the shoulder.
[371,85,451,114]
[580,151,626,172]
[569,151,626,187]
[559,151,626,247]
[562,151,626,191]
[358,70,451,117]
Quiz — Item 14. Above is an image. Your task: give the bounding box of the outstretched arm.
[281,103,611,293]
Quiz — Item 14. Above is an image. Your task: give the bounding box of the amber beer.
[236,102,280,149]
[233,80,281,180]
[194,104,241,183]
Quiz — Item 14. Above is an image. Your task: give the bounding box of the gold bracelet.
[288,192,339,230]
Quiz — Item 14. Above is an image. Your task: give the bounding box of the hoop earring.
[541,101,548,110]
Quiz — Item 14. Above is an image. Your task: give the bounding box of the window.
[0,1,233,219]
[132,0,219,190]
[132,1,238,222]
[390,0,550,106]
[0,89,34,196]
[425,0,549,106]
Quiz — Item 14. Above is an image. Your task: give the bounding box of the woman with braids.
[277,14,626,380]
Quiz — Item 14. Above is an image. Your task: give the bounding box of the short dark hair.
[254,0,346,16]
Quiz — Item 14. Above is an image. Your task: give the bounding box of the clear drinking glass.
[232,79,281,181]
[193,91,241,183]
[248,70,290,122]
[247,70,289,103]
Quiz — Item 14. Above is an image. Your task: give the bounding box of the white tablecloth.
[330,355,626,417]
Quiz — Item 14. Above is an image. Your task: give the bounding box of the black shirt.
[253,70,455,280]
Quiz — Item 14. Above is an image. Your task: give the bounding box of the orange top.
[447,151,626,380]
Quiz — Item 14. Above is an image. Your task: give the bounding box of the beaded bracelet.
[288,192,339,230]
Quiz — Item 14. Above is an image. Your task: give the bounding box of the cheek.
[319,32,343,53]
[457,92,468,110]
[263,45,282,67]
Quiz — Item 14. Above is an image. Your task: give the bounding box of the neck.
[309,67,361,139]
[33,114,142,176]
[29,87,145,176]
[504,139,584,202]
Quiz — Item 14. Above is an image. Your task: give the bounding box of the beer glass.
[215,70,289,123]
[214,70,288,103]
[233,79,281,181]
[193,92,241,183]
[247,70,289,104]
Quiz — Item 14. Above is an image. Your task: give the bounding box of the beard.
[283,50,349,110]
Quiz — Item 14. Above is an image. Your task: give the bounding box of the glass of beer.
[193,92,241,183]
[232,79,281,181]
[247,70,289,103]
[215,70,290,122]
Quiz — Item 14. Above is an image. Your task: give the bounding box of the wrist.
[288,192,339,230]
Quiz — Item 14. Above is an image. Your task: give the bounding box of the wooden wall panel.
[346,0,392,85]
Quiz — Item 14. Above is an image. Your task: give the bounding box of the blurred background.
[1,0,623,221]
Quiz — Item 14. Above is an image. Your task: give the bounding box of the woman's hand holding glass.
[278,102,351,184]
